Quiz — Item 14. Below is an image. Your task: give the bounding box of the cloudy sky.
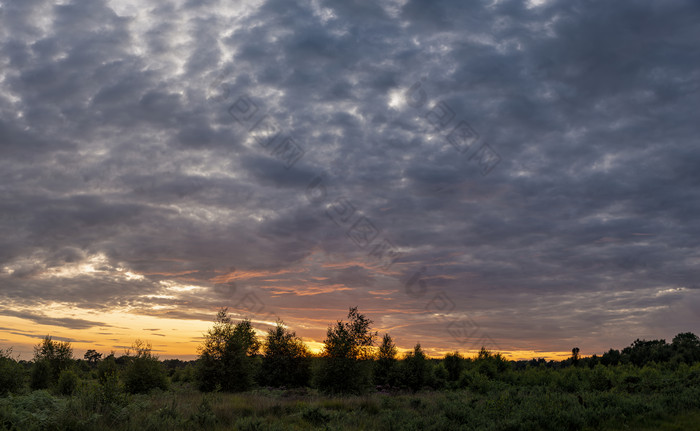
[1,0,699,361]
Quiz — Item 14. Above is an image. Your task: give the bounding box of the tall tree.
[401,343,430,392]
[31,336,73,389]
[315,307,377,393]
[374,333,398,387]
[571,347,580,366]
[259,321,310,387]
[196,308,260,392]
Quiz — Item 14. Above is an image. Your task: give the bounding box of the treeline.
[1,306,699,397]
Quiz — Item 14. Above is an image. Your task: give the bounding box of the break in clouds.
[1,0,699,357]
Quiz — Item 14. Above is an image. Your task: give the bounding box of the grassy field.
[2,377,700,431]
[3,328,700,430]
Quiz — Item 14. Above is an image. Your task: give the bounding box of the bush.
[589,364,613,391]
[123,340,168,394]
[443,351,464,381]
[172,364,195,383]
[30,360,52,390]
[57,369,79,395]
[314,357,372,394]
[97,354,118,384]
[400,344,430,392]
[0,349,24,395]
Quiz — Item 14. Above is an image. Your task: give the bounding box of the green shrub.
[97,354,118,384]
[30,359,52,390]
[314,357,372,394]
[123,341,168,394]
[0,350,24,395]
[443,351,464,381]
[57,369,79,395]
[302,406,331,425]
[589,364,613,391]
[100,371,126,407]
[400,344,431,392]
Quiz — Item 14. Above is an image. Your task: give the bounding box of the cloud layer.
[1,0,699,358]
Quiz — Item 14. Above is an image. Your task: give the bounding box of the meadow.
[1,308,699,430]
[2,362,700,430]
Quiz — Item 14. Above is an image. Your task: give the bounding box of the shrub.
[373,334,398,387]
[0,349,24,395]
[57,369,79,395]
[30,360,52,390]
[123,340,168,394]
[400,344,430,392]
[443,351,464,381]
[302,406,331,425]
[97,354,118,384]
[589,364,613,391]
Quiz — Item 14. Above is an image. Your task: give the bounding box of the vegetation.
[258,321,311,388]
[122,340,168,394]
[196,309,260,392]
[0,308,699,430]
[314,306,377,394]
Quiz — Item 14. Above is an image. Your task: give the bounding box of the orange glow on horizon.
[0,308,576,362]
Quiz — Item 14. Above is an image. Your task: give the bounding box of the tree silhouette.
[123,340,168,394]
[401,343,430,392]
[196,308,260,392]
[259,320,310,388]
[84,349,102,366]
[315,306,376,393]
[571,347,580,366]
[31,335,73,389]
[443,351,464,381]
[374,333,398,387]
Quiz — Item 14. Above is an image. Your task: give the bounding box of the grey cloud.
[0,0,698,356]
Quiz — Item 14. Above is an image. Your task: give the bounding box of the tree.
[0,348,24,395]
[259,321,311,387]
[400,343,430,392]
[315,307,377,394]
[600,348,621,366]
[443,351,464,381]
[374,333,398,387]
[31,336,73,388]
[123,340,168,394]
[196,308,261,392]
[671,332,700,364]
[474,347,510,378]
[571,347,580,366]
[84,349,102,366]
[622,339,672,366]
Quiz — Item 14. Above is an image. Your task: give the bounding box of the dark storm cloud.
[1,0,698,356]
[0,308,107,330]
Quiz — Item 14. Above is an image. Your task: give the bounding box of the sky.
[1,0,699,361]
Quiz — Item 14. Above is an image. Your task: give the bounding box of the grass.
[2,382,700,430]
